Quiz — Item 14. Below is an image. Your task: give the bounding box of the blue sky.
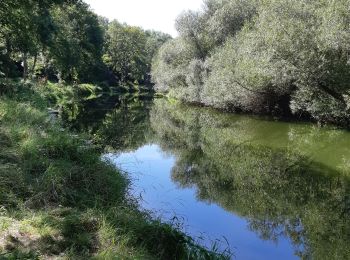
[84,0,203,36]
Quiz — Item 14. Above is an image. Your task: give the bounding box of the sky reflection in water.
[106,145,298,260]
[63,96,349,260]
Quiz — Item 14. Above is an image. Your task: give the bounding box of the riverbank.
[158,92,349,130]
[0,80,229,259]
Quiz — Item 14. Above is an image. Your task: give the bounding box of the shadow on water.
[60,92,153,150]
[61,95,350,259]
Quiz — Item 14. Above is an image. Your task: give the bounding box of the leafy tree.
[0,0,167,88]
[152,0,350,126]
[152,37,197,101]
[144,30,171,83]
[0,0,63,78]
[48,1,105,82]
[104,21,147,83]
[104,21,171,85]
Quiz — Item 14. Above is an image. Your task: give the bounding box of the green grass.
[0,79,230,259]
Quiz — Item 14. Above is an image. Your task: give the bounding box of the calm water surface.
[63,95,350,260]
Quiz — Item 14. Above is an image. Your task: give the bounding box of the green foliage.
[0,81,229,259]
[0,0,72,78]
[104,21,171,85]
[104,21,148,83]
[48,1,105,82]
[152,0,350,126]
[0,0,168,86]
[152,38,199,102]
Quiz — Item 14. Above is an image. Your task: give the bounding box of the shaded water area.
[62,93,350,260]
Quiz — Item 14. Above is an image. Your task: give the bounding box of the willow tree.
[152,0,350,126]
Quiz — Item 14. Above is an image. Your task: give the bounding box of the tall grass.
[0,79,230,259]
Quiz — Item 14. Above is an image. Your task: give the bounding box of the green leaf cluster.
[152,0,350,126]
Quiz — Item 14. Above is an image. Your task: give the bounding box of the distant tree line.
[152,0,350,126]
[0,0,171,85]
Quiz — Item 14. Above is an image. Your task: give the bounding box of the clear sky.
[83,0,203,37]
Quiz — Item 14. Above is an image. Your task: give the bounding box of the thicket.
[152,0,350,126]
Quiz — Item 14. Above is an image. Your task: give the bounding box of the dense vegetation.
[149,99,350,259]
[0,0,170,85]
[0,80,229,259]
[152,0,350,126]
[2,0,350,257]
[0,0,230,258]
[62,95,350,259]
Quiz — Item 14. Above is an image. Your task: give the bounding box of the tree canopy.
[0,0,171,85]
[152,0,350,126]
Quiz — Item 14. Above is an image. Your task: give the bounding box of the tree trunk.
[23,52,28,79]
[31,53,37,77]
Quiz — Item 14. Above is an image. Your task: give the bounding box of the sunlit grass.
[0,80,230,259]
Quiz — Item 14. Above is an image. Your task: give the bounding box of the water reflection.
[149,99,350,259]
[62,96,350,259]
[61,93,153,150]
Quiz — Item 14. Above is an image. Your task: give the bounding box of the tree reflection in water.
[150,99,350,260]
[62,96,350,260]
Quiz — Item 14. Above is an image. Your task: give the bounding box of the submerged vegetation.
[0,80,230,259]
[152,0,350,127]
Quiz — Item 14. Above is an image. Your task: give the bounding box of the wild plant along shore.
[1,0,350,258]
[152,0,350,127]
[0,80,230,259]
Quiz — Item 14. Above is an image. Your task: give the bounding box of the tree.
[104,21,147,83]
[144,31,171,84]
[48,1,104,82]
[152,0,350,126]
[0,0,63,78]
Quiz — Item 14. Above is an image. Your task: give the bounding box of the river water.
[63,94,350,260]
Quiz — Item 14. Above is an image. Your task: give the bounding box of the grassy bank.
[0,80,229,259]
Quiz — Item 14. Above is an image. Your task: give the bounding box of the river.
[62,93,350,260]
